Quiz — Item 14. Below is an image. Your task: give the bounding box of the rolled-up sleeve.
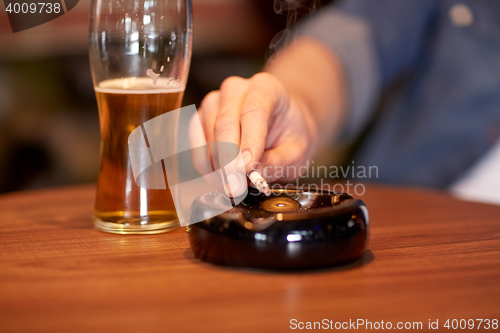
[297,0,437,142]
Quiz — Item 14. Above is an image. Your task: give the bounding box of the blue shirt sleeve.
[338,0,438,86]
[297,0,438,142]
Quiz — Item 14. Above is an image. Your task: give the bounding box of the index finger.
[213,76,249,145]
[213,76,250,196]
[239,73,289,172]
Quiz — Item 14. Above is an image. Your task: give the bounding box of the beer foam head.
[95,77,184,93]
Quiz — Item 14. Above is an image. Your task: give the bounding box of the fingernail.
[226,174,241,196]
[242,150,252,166]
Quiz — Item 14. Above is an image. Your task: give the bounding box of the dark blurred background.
[0,0,335,193]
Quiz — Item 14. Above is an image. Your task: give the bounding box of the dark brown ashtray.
[188,187,369,270]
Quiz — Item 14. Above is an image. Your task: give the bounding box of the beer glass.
[89,0,192,234]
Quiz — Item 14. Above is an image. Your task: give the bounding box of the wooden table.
[1,185,499,332]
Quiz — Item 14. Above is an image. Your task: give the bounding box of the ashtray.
[187,187,369,270]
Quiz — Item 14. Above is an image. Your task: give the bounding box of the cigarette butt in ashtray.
[224,169,271,198]
[216,145,270,198]
[247,170,271,196]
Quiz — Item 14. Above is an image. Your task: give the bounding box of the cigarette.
[248,170,271,196]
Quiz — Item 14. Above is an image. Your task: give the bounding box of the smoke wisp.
[268,0,322,55]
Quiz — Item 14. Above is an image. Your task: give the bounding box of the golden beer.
[93,77,183,234]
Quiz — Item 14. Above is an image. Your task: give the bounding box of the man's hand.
[192,38,346,191]
[197,72,318,183]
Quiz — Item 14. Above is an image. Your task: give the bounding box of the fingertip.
[242,150,252,166]
[225,173,247,198]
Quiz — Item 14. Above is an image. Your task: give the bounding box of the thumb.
[256,139,308,182]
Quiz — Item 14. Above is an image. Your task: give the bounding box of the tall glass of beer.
[89,0,192,234]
